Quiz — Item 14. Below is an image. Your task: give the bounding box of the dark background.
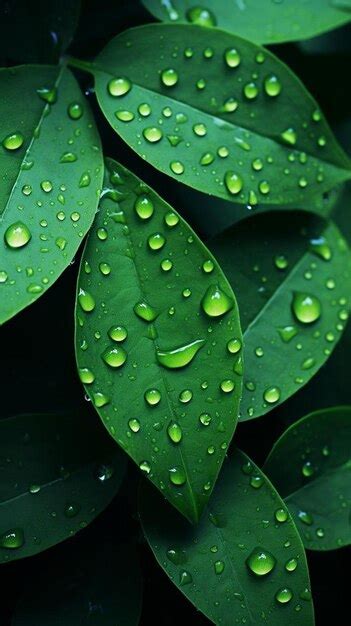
[0,1,350,624]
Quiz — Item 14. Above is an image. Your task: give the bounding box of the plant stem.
[66,57,95,74]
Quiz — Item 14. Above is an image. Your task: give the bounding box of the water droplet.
[244,82,259,99]
[2,132,24,150]
[139,103,151,117]
[186,6,216,27]
[134,300,158,322]
[143,126,163,143]
[64,503,81,518]
[298,510,314,525]
[165,211,179,227]
[220,379,235,393]
[40,180,53,193]
[263,386,280,404]
[259,180,270,195]
[193,122,207,137]
[157,339,205,369]
[93,392,110,408]
[135,195,154,220]
[255,346,264,357]
[214,560,225,574]
[37,86,57,103]
[79,172,91,187]
[285,558,298,572]
[139,460,151,474]
[246,547,276,576]
[170,161,184,175]
[202,259,214,273]
[281,128,297,145]
[167,548,187,565]
[264,74,282,97]
[169,466,186,485]
[79,367,95,384]
[179,570,193,585]
[60,152,77,163]
[250,475,263,489]
[115,109,135,122]
[161,68,178,87]
[292,292,321,324]
[96,463,114,481]
[108,325,127,342]
[0,270,8,283]
[108,77,132,96]
[4,222,31,249]
[302,461,314,477]
[167,422,182,443]
[201,284,233,317]
[227,338,241,354]
[78,288,95,312]
[224,171,243,195]
[276,588,293,604]
[179,389,193,403]
[224,47,241,68]
[310,237,332,261]
[102,345,127,368]
[275,255,288,270]
[68,102,83,119]
[0,528,24,549]
[148,232,166,250]
[278,325,298,342]
[275,508,288,523]
[29,484,41,494]
[144,388,161,406]
[128,418,140,433]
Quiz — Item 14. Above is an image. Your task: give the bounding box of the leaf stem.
[66,56,95,74]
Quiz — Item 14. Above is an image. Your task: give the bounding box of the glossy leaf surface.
[140,449,314,625]
[93,24,351,208]
[0,413,125,563]
[0,64,103,324]
[264,407,351,551]
[75,158,242,523]
[209,212,351,420]
[12,541,142,625]
[142,0,351,44]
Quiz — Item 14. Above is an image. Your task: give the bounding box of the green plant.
[1,2,351,624]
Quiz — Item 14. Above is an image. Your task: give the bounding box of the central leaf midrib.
[94,65,351,174]
[120,194,199,522]
[0,65,65,223]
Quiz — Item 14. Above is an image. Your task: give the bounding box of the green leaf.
[75,158,242,524]
[12,541,142,625]
[208,212,351,420]
[0,0,81,64]
[140,449,315,626]
[264,407,351,551]
[92,24,351,209]
[141,0,351,44]
[0,412,125,563]
[0,64,103,324]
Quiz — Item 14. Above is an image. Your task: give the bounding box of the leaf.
[141,0,351,44]
[0,412,126,563]
[0,64,103,324]
[264,407,351,551]
[75,158,242,524]
[208,211,351,420]
[140,449,315,626]
[92,24,351,209]
[12,541,142,625]
[0,0,81,64]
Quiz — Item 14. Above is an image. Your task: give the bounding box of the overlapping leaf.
[140,449,315,626]
[12,541,142,625]
[142,0,351,44]
[0,64,103,324]
[209,211,351,420]
[75,158,242,523]
[0,413,125,563]
[264,407,351,551]
[92,24,351,208]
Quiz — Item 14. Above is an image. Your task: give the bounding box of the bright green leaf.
[209,212,351,420]
[264,407,351,551]
[140,449,315,626]
[0,0,81,64]
[0,412,125,563]
[12,541,142,625]
[0,64,103,324]
[141,0,351,44]
[75,158,242,524]
[92,23,351,209]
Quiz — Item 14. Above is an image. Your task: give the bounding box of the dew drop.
[0,528,24,549]
[128,418,140,433]
[96,463,114,481]
[102,345,127,368]
[68,102,83,119]
[79,367,95,384]
[135,195,154,220]
[78,288,95,312]
[144,388,161,406]
[170,161,184,175]
[264,74,282,97]
[138,103,151,116]
[275,588,293,604]
[224,171,243,195]
[167,422,183,443]
[139,460,151,474]
[292,292,321,324]
[169,466,186,485]
[108,77,132,96]
[148,232,166,251]
[134,300,158,322]
[243,82,259,99]
[2,132,24,150]
[143,126,163,143]
[115,109,135,122]
[275,508,288,523]
[186,6,216,27]
[4,222,31,249]
[157,339,205,369]
[224,48,241,68]
[246,547,276,576]
[281,128,297,145]
[165,211,179,227]
[285,558,298,572]
[161,68,178,87]
[263,386,280,404]
[201,284,233,317]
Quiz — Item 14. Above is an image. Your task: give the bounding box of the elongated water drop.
[134,300,158,322]
[224,171,243,195]
[292,292,321,324]
[135,195,154,219]
[4,222,31,248]
[78,288,95,312]
[167,422,183,443]
[157,339,205,369]
[246,547,276,576]
[201,284,233,317]
[310,237,332,261]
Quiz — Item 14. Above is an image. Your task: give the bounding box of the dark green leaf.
[0,0,81,64]
[12,541,142,625]
[0,412,125,563]
[92,24,351,209]
[141,0,351,44]
[264,406,351,551]
[0,64,103,324]
[209,212,351,420]
[140,449,315,626]
[75,158,242,523]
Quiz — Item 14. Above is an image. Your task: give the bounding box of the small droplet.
[96,463,114,481]
[165,211,179,227]
[167,422,183,443]
[214,560,225,574]
[60,152,77,163]
[224,171,243,195]
[193,123,207,137]
[263,386,280,404]
[102,345,127,368]
[302,461,314,477]
[275,508,288,523]
[68,102,83,119]
[79,367,95,384]
[0,528,24,549]
[292,292,321,324]
[134,300,158,322]
[4,222,31,249]
[64,503,81,518]
[227,338,241,354]
[93,392,110,408]
[278,325,298,342]
[143,126,163,143]
[78,288,95,312]
[79,172,91,187]
[161,258,173,271]
[144,388,161,406]
[220,379,235,393]
[115,109,135,122]
[285,558,298,572]
[139,460,151,474]
[201,284,233,317]
[246,547,276,576]
[135,195,154,219]
[2,132,24,150]
[179,389,193,403]
[108,325,127,342]
[128,418,140,433]
[243,82,259,99]
[179,570,193,585]
[148,232,166,250]
[310,237,332,261]
[281,128,297,145]
[298,510,314,525]
[161,68,178,87]
[202,259,214,273]
[186,6,216,27]
[170,161,184,175]
[275,255,288,270]
[108,77,132,96]
[264,74,282,97]
[169,466,186,486]
[275,588,293,604]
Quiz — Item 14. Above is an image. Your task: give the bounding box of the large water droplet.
[161,68,178,87]
[0,528,24,549]
[275,588,293,604]
[108,77,132,96]
[144,388,161,406]
[186,6,216,27]
[169,466,186,485]
[78,288,95,312]
[2,132,24,150]
[102,345,127,368]
[167,422,183,443]
[201,284,233,317]
[310,237,332,261]
[246,547,276,576]
[135,195,154,220]
[134,300,158,322]
[263,386,281,404]
[224,171,243,195]
[108,325,127,342]
[292,292,321,324]
[4,222,31,248]
[143,126,163,143]
[148,233,166,250]
[156,339,205,369]
[264,74,282,97]
[224,48,241,68]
